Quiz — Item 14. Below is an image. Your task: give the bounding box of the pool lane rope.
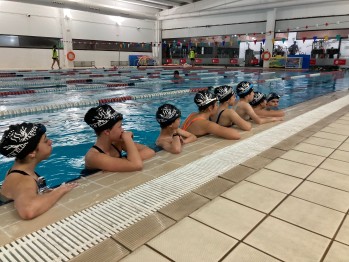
[1,90,349,262]
[0,71,344,118]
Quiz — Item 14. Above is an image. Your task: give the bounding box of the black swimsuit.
[7,170,49,193]
[80,144,124,175]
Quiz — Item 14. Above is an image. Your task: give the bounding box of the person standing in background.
[51,45,61,70]
[189,46,196,67]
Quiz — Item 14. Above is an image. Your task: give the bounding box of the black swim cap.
[84,104,123,132]
[0,123,46,159]
[194,90,217,108]
[156,104,181,128]
[236,81,254,97]
[214,85,235,101]
[266,92,281,102]
[250,92,266,107]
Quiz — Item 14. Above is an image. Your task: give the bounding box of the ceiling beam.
[117,0,169,10]
[6,0,156,20]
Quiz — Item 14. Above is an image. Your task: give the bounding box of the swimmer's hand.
[121,131,134,140]
[56,182,79,193]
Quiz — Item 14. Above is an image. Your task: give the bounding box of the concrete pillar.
[59,9,74,68]
[263,8,276,68]
[153,20,162,66]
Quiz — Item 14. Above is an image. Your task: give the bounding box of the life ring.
[67,51,76,61]
[261,51,271,61]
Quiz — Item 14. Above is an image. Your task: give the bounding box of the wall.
[0,2,155,69]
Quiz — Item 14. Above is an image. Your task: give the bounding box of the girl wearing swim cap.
[234,82,283,124]
[156,104,197,154]
[84,104,155,173]
[251,92,285,118]
[212,85,252,131]
[0,122,78,220]
[182,90,241,140]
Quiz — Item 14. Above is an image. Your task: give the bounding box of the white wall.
[0,2,155,69]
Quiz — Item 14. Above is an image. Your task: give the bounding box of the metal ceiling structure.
[4,0,347,20]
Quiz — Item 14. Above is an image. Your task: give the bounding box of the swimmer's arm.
[227,110,252,131]
[134,143,155,160]
[157,136,182,154]
[206,121,241,140]
[86,132,143,172]
[177,128,197,144]
[255,108,285,118]
[248,105,282,124]
[12,179,77,220]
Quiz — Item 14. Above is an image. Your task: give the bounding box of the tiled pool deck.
[1,88,349,261]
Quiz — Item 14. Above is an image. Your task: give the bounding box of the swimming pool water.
[0,69,348,188]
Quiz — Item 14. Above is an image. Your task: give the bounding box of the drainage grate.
[1,94,349,261]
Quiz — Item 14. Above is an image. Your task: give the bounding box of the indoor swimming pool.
[0,68,348,188]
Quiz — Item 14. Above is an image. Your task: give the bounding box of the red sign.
[334,59,346,65]
[165,58,172,64]
[212,58,220,63]
[310,59,316,65]
[251,58,259,65]
[230,58,239,64]
[195,58,202,63]
[180,58,186,64]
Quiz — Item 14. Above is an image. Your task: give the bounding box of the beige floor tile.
[293,143,335,157]
[3,205,73,240]
[336,216,349,245]
[193,178,235,199]
[120,246,170,262]
[330,150,349,163]
[308,168,349,192]
[222,181,286,213]
[329,123,349,131]
[292,181,349,212]
[265,158,316,179]
[112,212,175,251]
[272,196,344,238]
[242,156,273,170]
[295,129,316,138]
[322,126,349,136]
[58,179,104,204]
[323,241,349,262]
[158,193,209,221]
[338,142,349,152]
[148,217,237,262]
[312,131,348,142]
[246,169,302,194]
[144,162,183,178]
[220,165,256,183]
[280,150,325,167]
[171,152,203,165]
[110,174,154,193]
[0,203,20,229]
[0,228,12,246]
[245,217,330,262]
[303,137,342,149]
[222,243,280,262]
[142,158,168,170]
[258,148,286,160]
[320,158,349,176]
[89,172,137,186]
[70,238,129,262]
[191,197,265,239]
[63,187,118,211]
[272,135,305,151]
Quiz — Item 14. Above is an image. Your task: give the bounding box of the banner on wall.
[285,57,303,68]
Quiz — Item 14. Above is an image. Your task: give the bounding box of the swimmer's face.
[36,134,52,160]
[229,94,236,105]
[172,117,181,129]
[267,99,279,108]
[248,91,255,102]
[260,100,267,109]
[110,120,124,140]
